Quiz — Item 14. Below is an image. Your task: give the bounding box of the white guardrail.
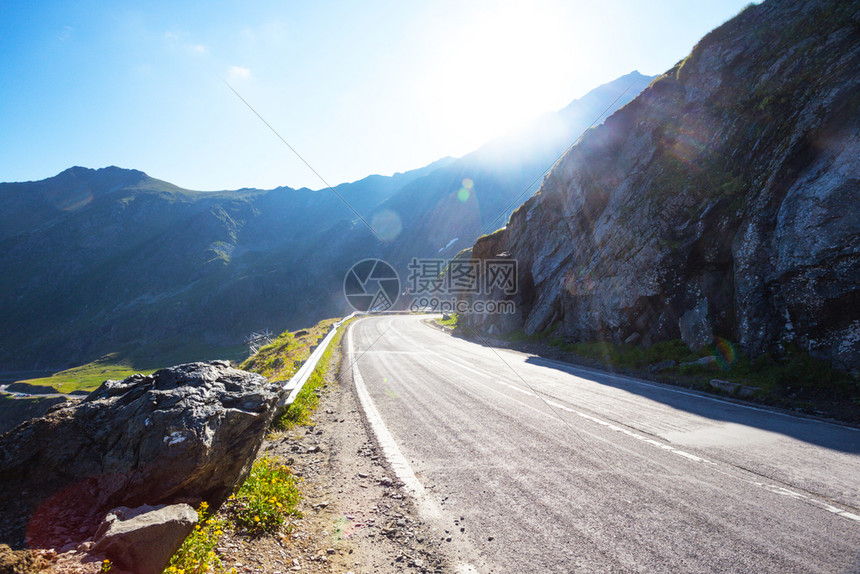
[278,311,359,410]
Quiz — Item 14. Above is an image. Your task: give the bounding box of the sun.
[419,0,574,156]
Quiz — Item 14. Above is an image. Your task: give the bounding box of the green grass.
[270,320,348,429]
[165,502,231,574]
[506,328,859,413]
[686,343,860,398]
[554,338,703,370]
[436,313,460,329]
[229,456,302,536]
[240,318,339,381]
[238,315,350,430]
[12,338,250,395]
[167,458,304,570]
[12,354,157,394]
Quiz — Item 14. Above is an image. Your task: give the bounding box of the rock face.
[0,361,280,548]
[463,0,860,370]
[0,395,67,435]
[92,504,198,574]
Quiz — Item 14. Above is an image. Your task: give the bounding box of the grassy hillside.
[240,318,340,380]
[12,341,250,394]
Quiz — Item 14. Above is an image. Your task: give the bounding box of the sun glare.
[421,0,573,155]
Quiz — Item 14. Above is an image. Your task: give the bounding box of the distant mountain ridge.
[0,72,654,370]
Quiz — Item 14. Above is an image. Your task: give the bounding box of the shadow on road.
[524,355,860,455]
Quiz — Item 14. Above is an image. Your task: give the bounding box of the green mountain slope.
[0,72,652,370]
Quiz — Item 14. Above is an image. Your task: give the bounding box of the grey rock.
[678,299,712,351]
[709,379,741,394]
[710,379,761,397]
[623,332,642,345]
[738,385,761,398]
[0,361,280,548]
[92,504,197,574]
[460,0,860,373]
[680,356,718,368]
[0,394,68,435]
[648,360,677,372]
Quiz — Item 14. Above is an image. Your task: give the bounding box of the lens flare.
[56,189,94,212]
[667,118,712,172]
[711,337,737,370]
[370,209,402,241]
[457,178,474,202]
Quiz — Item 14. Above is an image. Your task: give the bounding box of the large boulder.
[0,361,281,548]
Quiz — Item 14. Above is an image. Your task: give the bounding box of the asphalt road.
[346,314,860,573]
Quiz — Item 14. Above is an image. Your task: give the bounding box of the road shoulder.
[213,321,448,574]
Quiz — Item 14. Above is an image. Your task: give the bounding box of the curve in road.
[345,315,860,573]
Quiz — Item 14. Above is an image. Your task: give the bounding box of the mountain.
[461,0,860,371]
[369,71,655,264]
[0,72,653,370]
[0,162,448,369]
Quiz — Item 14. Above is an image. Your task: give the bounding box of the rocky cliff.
[463,0,860,371]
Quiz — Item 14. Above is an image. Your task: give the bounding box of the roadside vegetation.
[166,502,232,574]
[239,317,347,429]
[485,324,860,422]
[435,313,460,330]
[166,316,349,572]
[229,456,302,535]
[239,318,339,380]
[270,323,347,429]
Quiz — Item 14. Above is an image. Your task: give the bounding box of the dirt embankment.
[209,335,449,574]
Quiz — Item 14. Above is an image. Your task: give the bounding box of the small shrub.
[643,339,695,365]
[504,329,543,343]
[166,502,230,574]
[273,368,322,429]
[271,324,344,430]
[232,456,302,536]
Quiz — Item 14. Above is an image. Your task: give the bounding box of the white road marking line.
[361,350,434,355]
[422,320,859,432]
[529,356,860,432]
[423,347,718,466]
[347,321,483,573]
[374,316,860,527]
[348,323,425,497]
[752,482,860,523]
[490,366,860,526]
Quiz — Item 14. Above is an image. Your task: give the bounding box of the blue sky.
[0,1,753,191]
